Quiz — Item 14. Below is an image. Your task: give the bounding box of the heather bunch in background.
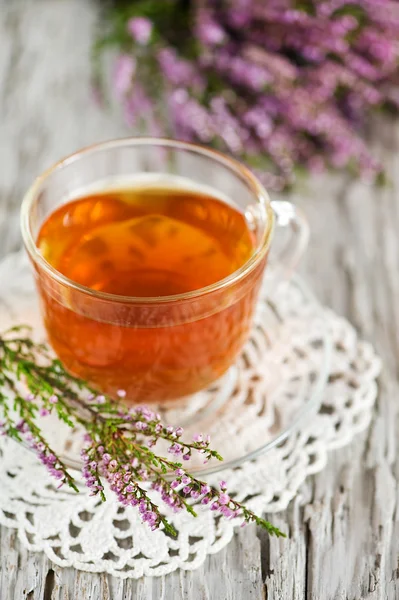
[96,0,399,190]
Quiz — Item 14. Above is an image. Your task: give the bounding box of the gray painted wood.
[1,1,399,598]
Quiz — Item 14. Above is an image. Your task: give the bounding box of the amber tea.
[35,181,264,402]
[38,185,254,297]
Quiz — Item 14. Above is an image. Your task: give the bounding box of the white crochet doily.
[0,252,381,578]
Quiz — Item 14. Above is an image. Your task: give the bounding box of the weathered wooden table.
[1,2,399,598]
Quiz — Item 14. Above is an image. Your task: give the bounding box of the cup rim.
[21,137,275,304]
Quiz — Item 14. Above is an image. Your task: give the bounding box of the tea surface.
[37,185,254,296]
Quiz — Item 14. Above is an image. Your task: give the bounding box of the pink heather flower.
[197,19,225,46]
[116,389,126,398]
[219,493,230,505]
[39,408,49,417]
[16,419,26,431]
[49,395,58,404]
[220,505,234,518]
[95,395,106,404]
[127,17,152,45]
[229,8,251,28]
[193,433,203,443]
[168,443,182,455]
[141,407,156,421]
[138,469,149,480]
[26,393,35,401]
[219,480,227,491]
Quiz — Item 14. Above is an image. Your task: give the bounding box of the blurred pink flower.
[104,0,399,189]
[196,19,225,45]
[113,55,136,99]
[128,17,152,45]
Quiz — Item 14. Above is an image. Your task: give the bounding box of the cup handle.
[269,200,309,282]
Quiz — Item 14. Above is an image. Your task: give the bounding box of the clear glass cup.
[21,138,308,404]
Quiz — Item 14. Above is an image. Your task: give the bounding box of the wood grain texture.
[1,1,399,598]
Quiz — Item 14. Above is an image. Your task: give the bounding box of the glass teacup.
[21,138,308,404]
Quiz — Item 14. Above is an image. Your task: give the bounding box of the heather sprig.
[0,326,284,538]
[96,0,399,190]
